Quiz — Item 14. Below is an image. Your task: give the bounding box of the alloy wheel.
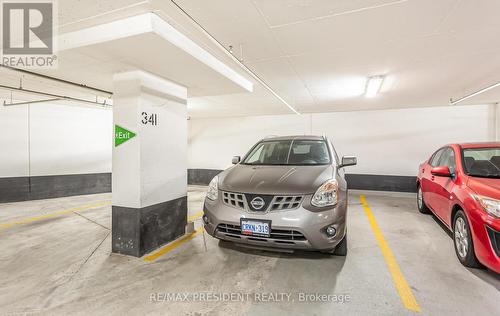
[417,187,423,209]
[454,217,469,258]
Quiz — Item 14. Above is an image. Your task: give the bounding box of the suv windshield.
[242,140,331,166]
[463,147,500,178]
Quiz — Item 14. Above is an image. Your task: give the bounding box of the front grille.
[217,223,306,241]
[271,196,303,211]
[222,191,304,212]
[486,226,500,257]
[222,192,245,210]
[244,193,274,212]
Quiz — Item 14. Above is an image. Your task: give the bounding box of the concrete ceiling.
[2,0,500,118]
[181,0,500,117]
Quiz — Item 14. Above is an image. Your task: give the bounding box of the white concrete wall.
[0,103,112,177]
[188,104,495,176]
[1,103,494,179]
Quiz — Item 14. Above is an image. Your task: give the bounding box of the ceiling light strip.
[169,0,300,115]
[450,81,500,105]
[365,76,384,98]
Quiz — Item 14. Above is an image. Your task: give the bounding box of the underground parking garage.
[1,0,500,315]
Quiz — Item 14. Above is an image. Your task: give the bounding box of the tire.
[453,210,481,268]
[333,235,347,256]
[417,184,431,214]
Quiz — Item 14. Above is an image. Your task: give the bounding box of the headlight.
[206,176,219,201]
[311,179,339,207]
[474,195,500,218]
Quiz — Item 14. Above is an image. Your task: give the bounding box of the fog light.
[326,226,336,237]
[202,214,209,224]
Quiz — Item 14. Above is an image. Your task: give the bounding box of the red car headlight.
[473,195,500,218]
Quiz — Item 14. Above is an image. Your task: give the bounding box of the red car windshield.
[463,147,500,178]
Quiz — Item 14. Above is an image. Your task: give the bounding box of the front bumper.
[468,206,500,274]
[203,193,347,252]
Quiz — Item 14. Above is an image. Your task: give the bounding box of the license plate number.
[241,220,270,237]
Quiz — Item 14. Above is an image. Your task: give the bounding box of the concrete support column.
[494,103,500,141]
[111,70,188,257]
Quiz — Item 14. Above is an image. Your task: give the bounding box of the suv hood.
[467,176,500,199]
[218,164,334,195]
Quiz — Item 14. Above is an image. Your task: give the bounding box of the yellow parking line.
[360,194,421,313]
[144,212,204,262]
[188,211,204,222]
[0,201,111,230]
[144,228,204,262]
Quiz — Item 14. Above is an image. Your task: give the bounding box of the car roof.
[457,142,500,149]
[260,135,325,142]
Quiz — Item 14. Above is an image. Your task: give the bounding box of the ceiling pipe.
[3,98,62,106]
[450,81,500,105]
[0,84,111,107]
[0,64,113,96]
[169,0,301,115]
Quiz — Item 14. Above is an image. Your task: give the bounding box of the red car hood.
[467,177,500,199]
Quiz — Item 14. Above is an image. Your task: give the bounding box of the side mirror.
[340,156,357,168]
[232,156,241,164]
[431,166,451,177]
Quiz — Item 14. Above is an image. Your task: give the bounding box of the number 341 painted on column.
[141,112,158,126]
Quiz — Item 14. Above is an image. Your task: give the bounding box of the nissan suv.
[202,136,357,255]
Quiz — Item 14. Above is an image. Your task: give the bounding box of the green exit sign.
[115,125,136,147]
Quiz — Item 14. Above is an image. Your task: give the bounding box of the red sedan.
[417,143,500,274]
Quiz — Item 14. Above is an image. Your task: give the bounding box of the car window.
[429,148,445,167]
[242,140,331,165]
[438,147,456,174]
[244,141,291,165]
[463,147,500,178]
[288,140,331,165]
[244,144,264,164]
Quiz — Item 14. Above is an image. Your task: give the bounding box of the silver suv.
[202,136,357,255]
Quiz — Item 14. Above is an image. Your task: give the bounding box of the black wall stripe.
[188,169,223,186]
[0,170,417,203]
[345,174,417,193]
[0,173,111,203]
[187,169,417,193]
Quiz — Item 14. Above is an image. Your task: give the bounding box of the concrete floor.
[0,186,498,315]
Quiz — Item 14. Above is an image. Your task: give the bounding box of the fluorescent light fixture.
[380,75,395,93]
[327,77,366,99]
[450,81,500,105]
[365,76,385,98]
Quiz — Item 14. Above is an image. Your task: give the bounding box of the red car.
[417,143,500,274]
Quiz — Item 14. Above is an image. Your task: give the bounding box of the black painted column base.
[112,196,187,257]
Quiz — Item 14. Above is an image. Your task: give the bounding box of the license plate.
[241,219,271,237]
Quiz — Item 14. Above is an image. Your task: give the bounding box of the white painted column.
[494,103,500,141]
[111,70,188,257]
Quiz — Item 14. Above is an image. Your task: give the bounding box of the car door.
[421,148,446,212]
[430,147,457,224]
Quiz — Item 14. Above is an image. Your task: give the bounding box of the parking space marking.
[188,211,204,222]
[143,227,204,262]
[144,212,205,262]
[360,194,421,313]
[0,201,111,230]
